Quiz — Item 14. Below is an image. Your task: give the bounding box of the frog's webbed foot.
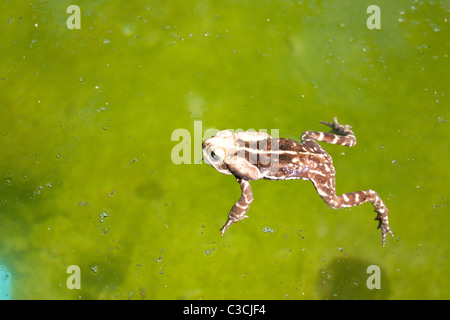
[375,211,394,246]
[320,117,353,136]
[220,178,253,236]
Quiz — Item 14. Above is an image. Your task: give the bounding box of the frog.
[202,117,394,246]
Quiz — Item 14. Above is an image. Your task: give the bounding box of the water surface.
[0,0,448,299]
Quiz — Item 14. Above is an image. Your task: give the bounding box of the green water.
[0,0,448,300]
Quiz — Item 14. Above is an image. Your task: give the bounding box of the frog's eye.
[209,147,225,162]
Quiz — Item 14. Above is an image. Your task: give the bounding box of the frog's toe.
[320,117,352,135]
[375,215,394,246]
[220,222,232,236]
[319,118,335,128]
[220,215,249,236]
[220,219,235,236]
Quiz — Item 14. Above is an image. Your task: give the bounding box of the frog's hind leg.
[220,178,253,236]
[301,117,357,149]
[311,177,394,246]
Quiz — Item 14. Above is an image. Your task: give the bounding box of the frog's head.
[202,130,236,175]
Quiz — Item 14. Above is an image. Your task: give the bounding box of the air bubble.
[100,210,110,223]
[262,226,274,234]
[91,265,99,273]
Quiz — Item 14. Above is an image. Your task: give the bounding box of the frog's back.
[276,138,320,154]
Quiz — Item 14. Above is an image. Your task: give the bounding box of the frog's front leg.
[220,178,254,236]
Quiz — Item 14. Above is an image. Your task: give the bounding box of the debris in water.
[262,226,274,234]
